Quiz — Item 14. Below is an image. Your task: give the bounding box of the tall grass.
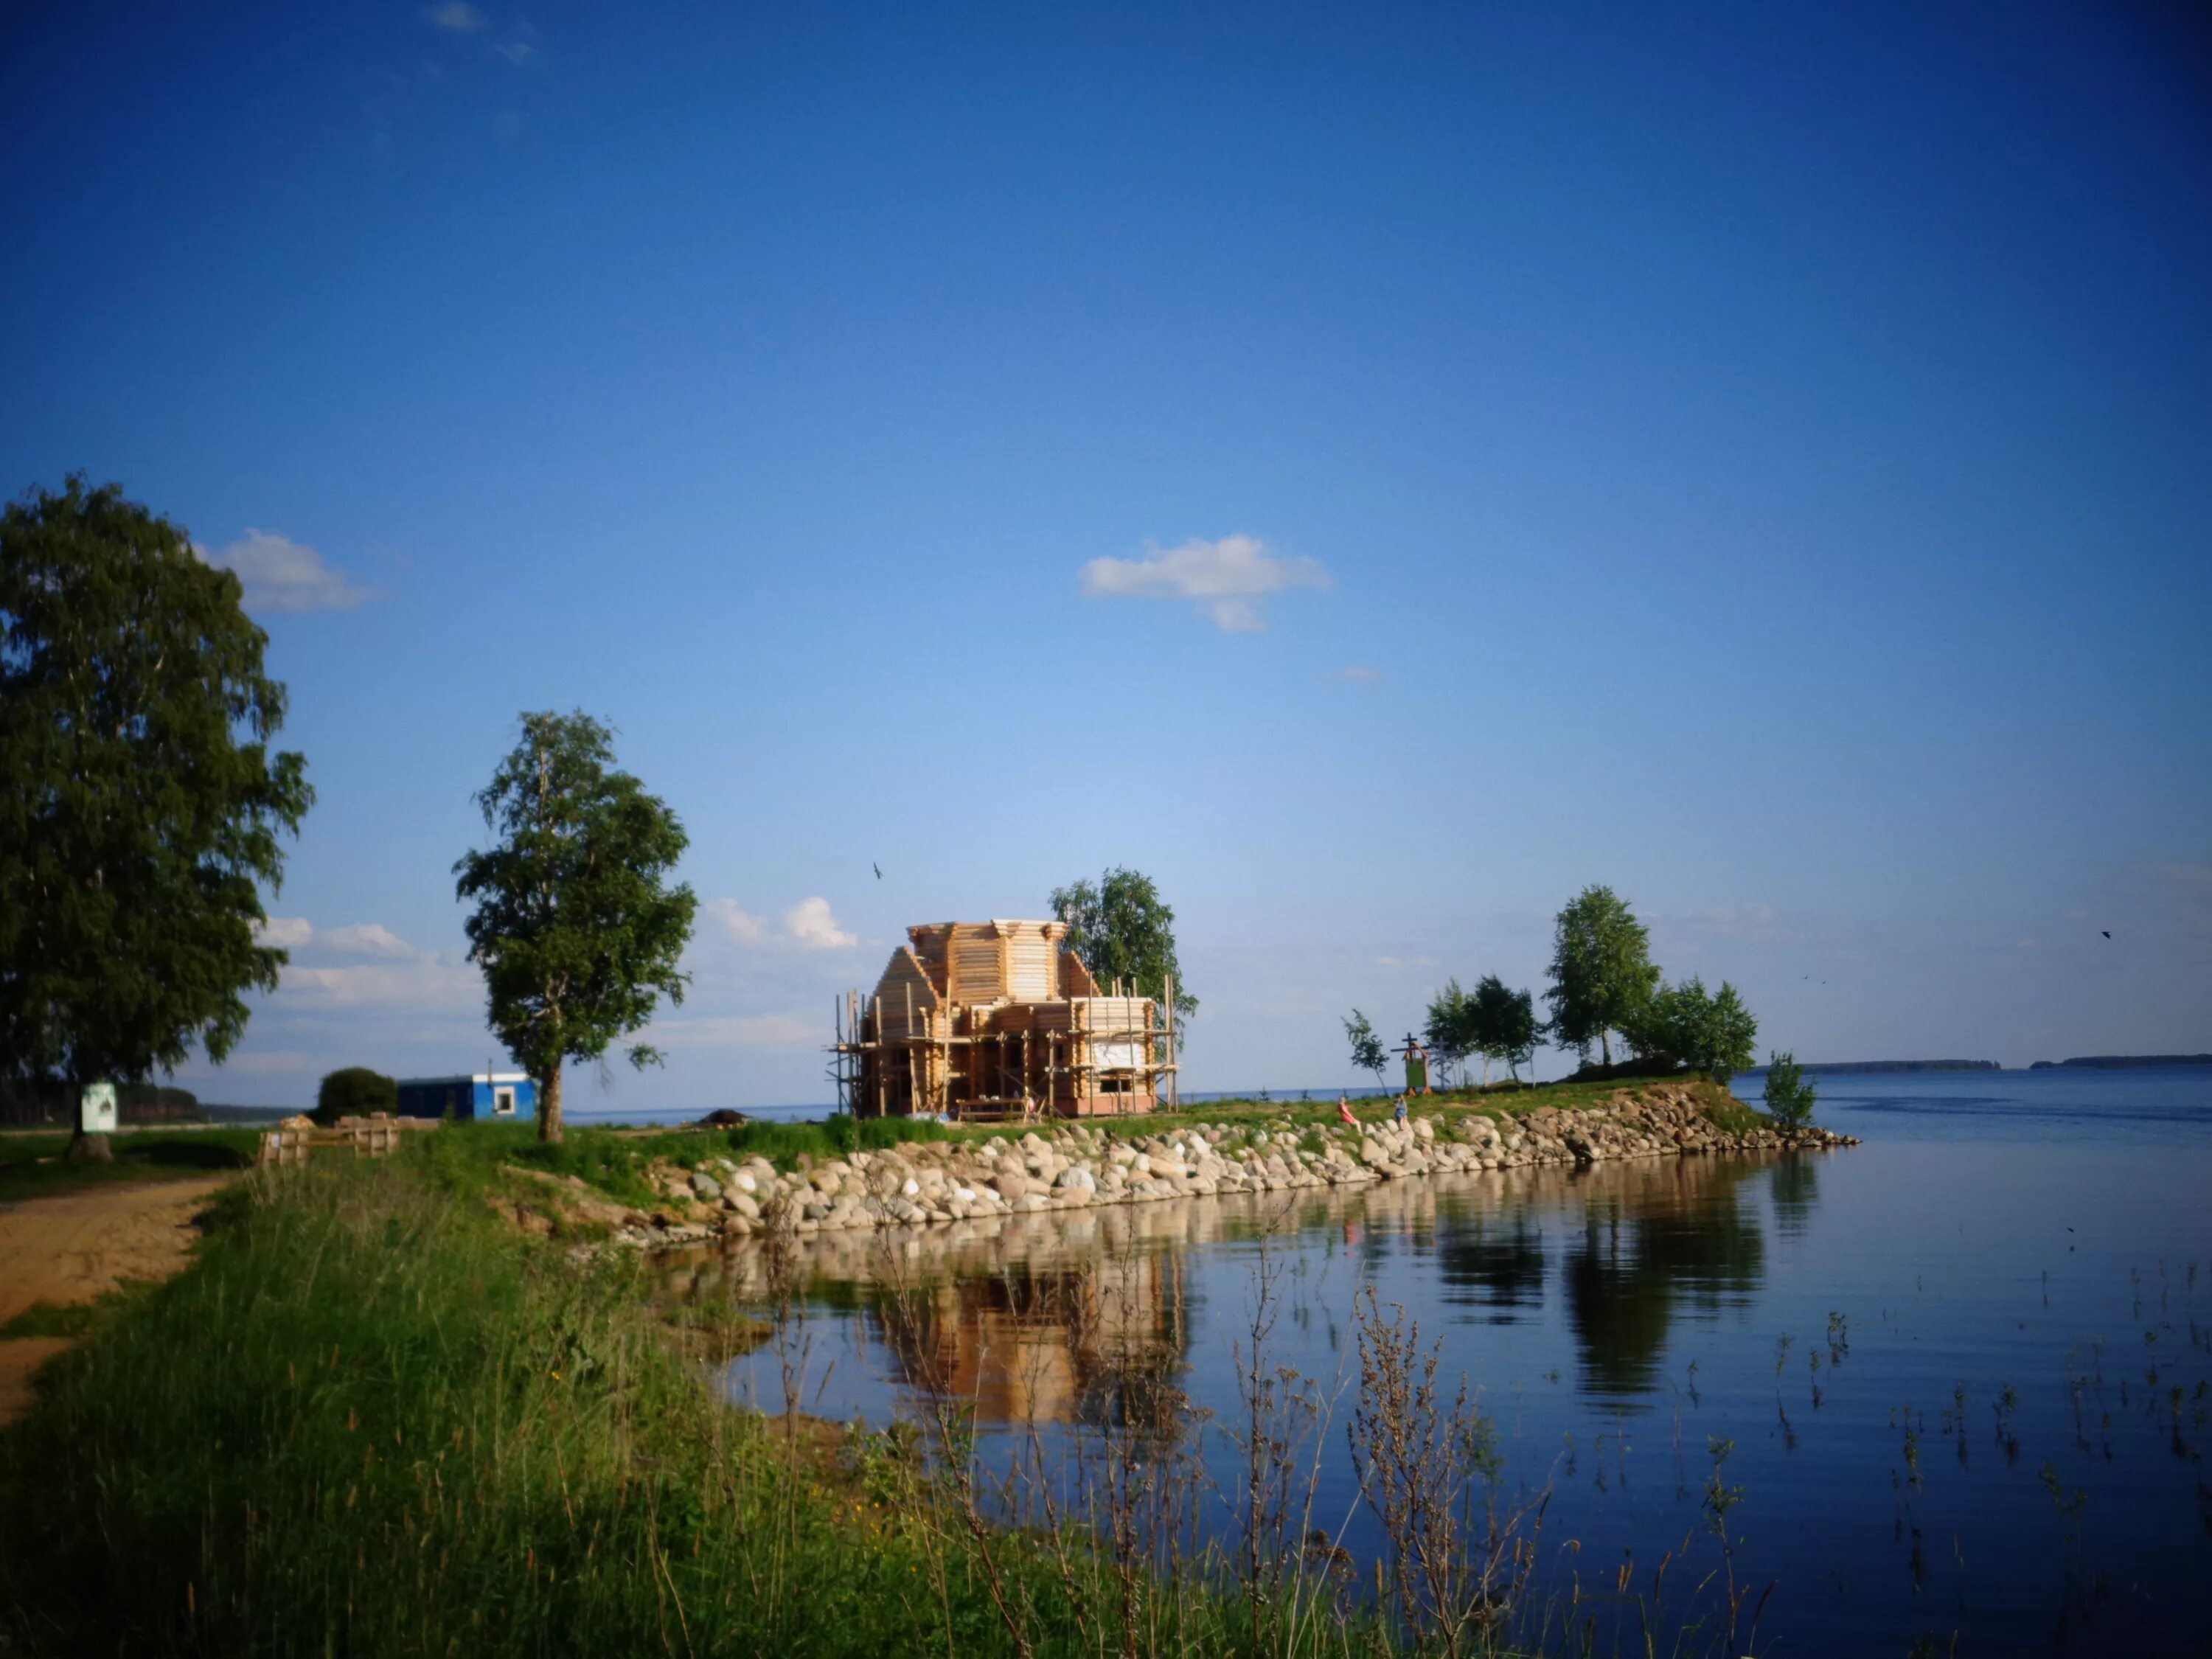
[1,1143,1767,1657]
[0,1158,1072,1657]
[0,1158,1389,1658]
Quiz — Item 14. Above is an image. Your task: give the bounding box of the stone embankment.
[568,1086,1855,1253]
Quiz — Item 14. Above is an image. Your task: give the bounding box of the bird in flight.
[873,862,883,880]
[2101,931,2111,939]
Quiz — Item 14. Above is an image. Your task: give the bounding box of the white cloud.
[209,1049,316,1076]
[1080,534,1330,632]
[705,898,769,942]
[252,918,420,959]
[494,37,538,64]
[784,897,856,950]
[645,1013,815,1050]
[704,895,857,950]
[198,530,373,614]
[282,958,482,1011]
[1332,666,1380,684]
[423,2,487,29]
[255,916,314,950]
[319,923,417,959]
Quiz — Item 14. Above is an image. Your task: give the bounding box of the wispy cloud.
[282,959,481,1010]
[644,1013,815,1050]
[198,530,374,614]
[704,898,768,942]
[493,23,540,64]
[422,2,487,29]
[209,1050,316,1076]
[1668,903,1799,945]
[254,918,417,959]
[1080,534,1330,632]
[1331,666,1380,684]
[318,923,417,960]
[248,919,481,1008]
[783,897,857,950]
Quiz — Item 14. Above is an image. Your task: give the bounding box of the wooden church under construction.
[833,920,1178,1121]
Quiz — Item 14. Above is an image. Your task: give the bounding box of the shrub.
[313,1065,397,1125]
[1763,1050,1818,1129]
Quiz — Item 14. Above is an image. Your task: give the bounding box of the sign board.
[80,1082,118,1134]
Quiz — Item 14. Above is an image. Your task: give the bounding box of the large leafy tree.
[1049,866,1198,1026]
[1467,974,1540,1085]
[1544,884,1659,1068]
[0,476,312,1161]
[455,712,697,1143]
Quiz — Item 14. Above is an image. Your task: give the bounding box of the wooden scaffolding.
[830,919,1178,1121]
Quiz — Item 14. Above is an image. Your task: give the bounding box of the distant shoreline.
[1739,1059,1998,1076]
[2028,1054,2212,1071]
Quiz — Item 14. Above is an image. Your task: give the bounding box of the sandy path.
[0,1176,233,1426]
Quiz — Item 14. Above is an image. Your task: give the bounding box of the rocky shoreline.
[518,1085,1857,1254]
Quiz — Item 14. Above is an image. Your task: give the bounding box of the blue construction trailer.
[394,1071,536,1124]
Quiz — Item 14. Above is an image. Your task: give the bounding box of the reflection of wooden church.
[878,1253,1189,1427]
[833,920,1177,1119]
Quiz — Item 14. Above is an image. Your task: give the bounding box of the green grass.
[0,1129,261,1202]
[0,1284,155,1342]
[0,1158,1385,1659]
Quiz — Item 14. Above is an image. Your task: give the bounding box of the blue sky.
[4,2,2208,1108]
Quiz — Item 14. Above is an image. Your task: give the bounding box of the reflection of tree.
[871,1251,1193,1433]
[1562,1161,1770,1399]
[1769,1156,1819,1239]
[1435,1217,1547,1321]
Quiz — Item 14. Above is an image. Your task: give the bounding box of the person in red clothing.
[1337,1093,1357,1127]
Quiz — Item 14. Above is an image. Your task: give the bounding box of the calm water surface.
[676,1068,2212,1656]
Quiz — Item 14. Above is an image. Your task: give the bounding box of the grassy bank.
[0,1127,262,1202]
[0,1157,1397,1659]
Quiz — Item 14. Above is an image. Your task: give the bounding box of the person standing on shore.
[1394,1094,1409,1127]
[1338,1093,1357,1127]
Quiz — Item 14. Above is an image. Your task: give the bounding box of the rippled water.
[661,1068,2212,1656]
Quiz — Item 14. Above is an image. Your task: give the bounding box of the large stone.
[992,1171,1030,1202]
[690,1171,723,1200]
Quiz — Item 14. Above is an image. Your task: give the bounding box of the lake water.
[678,1068,2212,1656]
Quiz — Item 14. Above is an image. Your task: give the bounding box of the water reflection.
[657,1150,1824,1423]
[870,1254,1194,1433]
[1560,1159,1767,1398]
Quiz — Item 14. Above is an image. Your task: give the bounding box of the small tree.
[1763,1051,1818,1129]
[1050,867,1198,1028]
[0,477,312,1163]
[1545,885,1660,1068]
[1499,987,1539,1083]
[1344,1009,1389,1089]
[315,1066,397,1126]
[1423,978,1473,1088]
[455,712,698,1144]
